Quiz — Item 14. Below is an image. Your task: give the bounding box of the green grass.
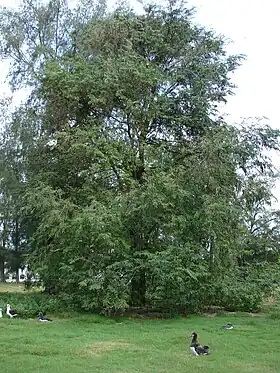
[0,282,25,293]
[0,313,280,373]
[0,284,279,373]
[0,282,43,293]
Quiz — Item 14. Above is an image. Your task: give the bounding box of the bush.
[0,292,66,318]
[245,264,280,297]
[212,276,263,312]
[270,311,280,320]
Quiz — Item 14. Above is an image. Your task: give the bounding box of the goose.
[6,304,18,318]
[222,322,234,330]
[190,332,209,356]
[38,312,52,322]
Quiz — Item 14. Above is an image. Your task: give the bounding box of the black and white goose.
[38,312,52,322]
[222,322,234,330]
[6,304,18,318]
[190,332,210,356]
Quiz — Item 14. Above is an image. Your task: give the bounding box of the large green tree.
[1,0,279,311]
[26,0,243,307]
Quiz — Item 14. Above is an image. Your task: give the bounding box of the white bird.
[6,304,18,318]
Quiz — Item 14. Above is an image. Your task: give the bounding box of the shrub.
[0,292,66,318]
[212,276,263,312]
[270,311,280,320]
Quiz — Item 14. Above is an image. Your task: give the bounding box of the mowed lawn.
[1,311,280,373]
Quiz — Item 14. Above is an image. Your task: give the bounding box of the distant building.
[4,264,32,283]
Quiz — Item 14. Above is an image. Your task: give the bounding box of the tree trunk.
[129,134,147,307]
[0,256,5,282]
[14,218,20,283]
[130,229,147,307]
[16,267,20,283]
[0,219,8,283]
[44,283,59,295]
[130,270,146,307]
[208,236,215,273]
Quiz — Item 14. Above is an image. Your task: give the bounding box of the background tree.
[0,96,30,282]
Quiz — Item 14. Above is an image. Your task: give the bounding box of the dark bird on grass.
[6,304,18,318]
[222,322,234,330]
[190,332,210,356]
[38,312,53,322]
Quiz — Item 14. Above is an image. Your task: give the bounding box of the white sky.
[1,0,280,205]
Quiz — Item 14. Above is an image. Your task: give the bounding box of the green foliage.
[208,267,280,312]
[0,291,65,318]
[270,310,280,320]
[0,98,29,280]
[0,0,279,313]
[220,282,262,312]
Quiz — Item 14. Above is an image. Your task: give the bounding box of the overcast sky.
[1,0,280,204]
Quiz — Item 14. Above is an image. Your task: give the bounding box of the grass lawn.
[0,282,43,293]
[0,282,25,293]
[1,311,280,373]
